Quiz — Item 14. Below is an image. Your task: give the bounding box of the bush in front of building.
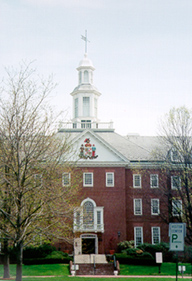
[117,240,134,252]
[115,251,155,265]
[23,250,72,265]
[116,241,177,264]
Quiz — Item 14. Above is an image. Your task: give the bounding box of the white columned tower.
[70,53,101,129]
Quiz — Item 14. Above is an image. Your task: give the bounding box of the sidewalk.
[69,275,192,279]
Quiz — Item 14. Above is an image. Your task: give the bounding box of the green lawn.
[0,263,191,281]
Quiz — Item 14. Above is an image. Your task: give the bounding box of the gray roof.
[58,129,167,162]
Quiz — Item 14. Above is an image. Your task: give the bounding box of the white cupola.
[70,53,101,129]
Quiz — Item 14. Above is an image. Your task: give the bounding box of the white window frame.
[172,200,182,216]
[152,227,161,244]
[150,174,159,188]
[151,199,160,215]
[83,172,93,187]
[133,174,142,188]
[62,172,71,186]
[73,198,104,232]
[134,199,142,215]
[134,227,143,248]
[171,176,181,190]
[106,172,114,187]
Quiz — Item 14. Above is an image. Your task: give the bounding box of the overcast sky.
[1,0,192,136]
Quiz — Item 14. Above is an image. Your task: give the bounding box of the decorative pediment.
[70,129,129,164]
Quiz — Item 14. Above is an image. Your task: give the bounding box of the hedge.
[114,253,156,265]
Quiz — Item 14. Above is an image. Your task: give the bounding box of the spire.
[81,30,90,54]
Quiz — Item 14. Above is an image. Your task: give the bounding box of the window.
[134,199,142,215]
[152,227,160,244]
[83,173,93,187]
[106,172,114,187]
[133,174,141,188]
[83,97,90,117]
[150,174,159,188]
[171,176,181,190]
[84,70,89,82]
[62,173,71,186]
[171,149,180,162]
[83,201,94,227]
[172,200,182,216]
[73,198,104,232]
[74,98,78,118]
[81,120,91,129]
[151,199,160,215]
[134,227,143,247]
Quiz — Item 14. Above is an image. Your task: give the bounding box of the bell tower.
[70,31,101,129]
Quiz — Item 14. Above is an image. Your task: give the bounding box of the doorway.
[81,234,98,254]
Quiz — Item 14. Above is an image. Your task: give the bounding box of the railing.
[73,223,104,232]
[58,121,113,130]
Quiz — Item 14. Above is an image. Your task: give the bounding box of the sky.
[1,0,192,136]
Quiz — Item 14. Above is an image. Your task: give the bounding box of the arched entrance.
[81,234,98,254]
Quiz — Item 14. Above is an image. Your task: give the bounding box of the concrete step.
[75,254,107,264]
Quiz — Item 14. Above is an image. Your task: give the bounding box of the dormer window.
[171,149,180,162]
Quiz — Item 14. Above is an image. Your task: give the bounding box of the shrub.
[23,244,56,259]
[117,240,134,252]
[114,252,155,265]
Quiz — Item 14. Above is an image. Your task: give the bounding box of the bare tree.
[0,63,81,281]
[157,106,192,243]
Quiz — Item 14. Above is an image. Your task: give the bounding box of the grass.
[0,263,191,281]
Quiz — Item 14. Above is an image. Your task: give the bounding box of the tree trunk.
[3,239,10,279]
[16,242,23,281]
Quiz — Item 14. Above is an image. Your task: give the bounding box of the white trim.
[106,172,114,187]
[172,200,182,216]
[171,176,181,190]
[134,199,142,215]
[134,227,143,247]
[152,227,161,244]
[150,174,159,188]
[151,199,160,215]
[133,174,142,188]
[62,172,71,186]
[83,172,93,187]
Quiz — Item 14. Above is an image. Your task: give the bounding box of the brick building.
[58,51,180,255]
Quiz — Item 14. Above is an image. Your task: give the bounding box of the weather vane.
[81,30,90,54]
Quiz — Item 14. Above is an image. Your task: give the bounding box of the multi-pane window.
[151,199,160,215]
[106,172,114,187]
[171,176,181,190]
[62,173,71,186]
[152,227,160,244]
[73,199,104,232]
[172,200,182,216]
[83,201,94,227]
[134,199,142,215]
[134,227,143,247]
[83,97,90,116]
[83,173,93,187]
[150,174,159,188]
[133,174,141,188]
